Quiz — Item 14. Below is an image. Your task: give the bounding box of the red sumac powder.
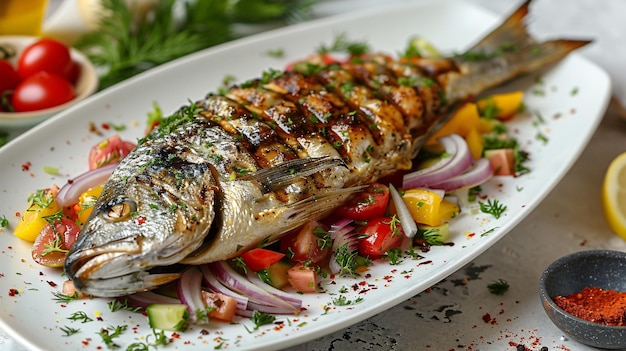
[554,287,626,326]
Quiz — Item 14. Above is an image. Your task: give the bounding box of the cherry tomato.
[63,60,81,85]
[280,220,330,264]
[240,248,285,272]
[358,216,404,259]
[0,60,20,93]
[88,135,136,169]
[31,217,81,267]
[17,38,73,80]
[333,183,390,221]
[11,72,75,112]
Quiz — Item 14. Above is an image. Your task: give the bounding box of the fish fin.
[444,0,591,100]
[246,156,345,192]
[467,0,534,53]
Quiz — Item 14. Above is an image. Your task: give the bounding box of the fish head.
[64,153,218,297]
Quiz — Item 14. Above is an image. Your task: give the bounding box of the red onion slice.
[119,291,180,311]
[246,273,302,309]
[208,261,298,313]
[429,158,494,192]
[389,184,418,238]
[178,266,209,324]
[246,301,299,315]
[56,163,118,207]
[402,134,473,189]
[199,264,249,311]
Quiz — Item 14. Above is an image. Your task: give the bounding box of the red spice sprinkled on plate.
[8,288,18,296]
[21,161,31,171]
[47,280,57,287]
[101,123,110,130]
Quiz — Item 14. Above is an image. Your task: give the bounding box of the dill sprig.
[487,279,510,295]
[75,0,317,90]
[479,199,507,219]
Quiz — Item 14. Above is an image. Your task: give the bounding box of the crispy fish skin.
[65,0,590,297]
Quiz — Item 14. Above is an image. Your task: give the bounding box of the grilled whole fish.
[65,0,589,297]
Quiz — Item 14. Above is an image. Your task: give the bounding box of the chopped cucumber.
[258,261,292,289]
[146,304,189,331]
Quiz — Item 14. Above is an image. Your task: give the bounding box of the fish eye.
[103,198,138,222]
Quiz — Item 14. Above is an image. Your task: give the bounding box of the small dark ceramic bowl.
[539,250,626,350]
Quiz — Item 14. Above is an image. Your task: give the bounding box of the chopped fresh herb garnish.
[385,247,404,265]
[28,188,55,208]
[266,48,284,58]
[314,226,333,250]
[68,311,93,323]
[487,279,510,295]
[332,294,363,306]
[108,299,141,312]
[231,256,248,274]
[52,291,79,303]
[421,227,445,245]
[60,325,80,337]
[333,243,361,276]
[43,166,61,175]
[318,33,369,56]
[478,199,507,219]
[98,325,127,349]
[0,215,8,228]
[247,310,276,332]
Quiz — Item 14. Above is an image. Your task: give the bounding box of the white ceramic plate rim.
[0,1,610,350]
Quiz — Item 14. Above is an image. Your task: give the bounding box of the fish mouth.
[64,237,183,297]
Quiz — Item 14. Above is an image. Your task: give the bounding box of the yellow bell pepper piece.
[426,102,480,145]
[14,188,60,242]
[402,188,443,226]
[465,128,484,160]
[439,199,460,222]
[76,184,104,226]
[477,91,524,120]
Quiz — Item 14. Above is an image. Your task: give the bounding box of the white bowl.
[0,35,98,129]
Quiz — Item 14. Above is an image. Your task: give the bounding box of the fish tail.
[443,0,592,101]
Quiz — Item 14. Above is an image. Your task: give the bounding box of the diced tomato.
[88,135,136,169]
[358,216,404,259]
[280,220,330,264]
[240,248,285,272]
[333,183,390,221]
[31,217,80,267]
[485,148,515,176]
[287,263,318,293]
[201,291,237,322]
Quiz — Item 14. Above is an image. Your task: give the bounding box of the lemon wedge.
[602,152,626,240]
